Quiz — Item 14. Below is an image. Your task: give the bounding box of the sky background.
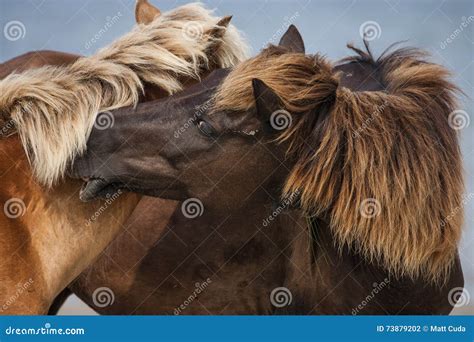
[1,0,473,315]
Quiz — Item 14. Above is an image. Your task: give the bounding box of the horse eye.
[197,120,216,137]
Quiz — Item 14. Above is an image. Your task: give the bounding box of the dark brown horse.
[71,27,464,314]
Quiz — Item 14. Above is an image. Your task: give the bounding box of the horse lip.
[79,178,110,202]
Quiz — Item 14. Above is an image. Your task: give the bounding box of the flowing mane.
[213,45,463,282]
[0,3,249,186]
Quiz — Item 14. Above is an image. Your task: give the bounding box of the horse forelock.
[214,44,463,282]
[0,2,249,187]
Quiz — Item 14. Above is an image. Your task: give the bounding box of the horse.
[72,26,464,315]
[0,1,248,314]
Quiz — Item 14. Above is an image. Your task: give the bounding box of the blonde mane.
[213,45,463,282]
[0,3,249,186]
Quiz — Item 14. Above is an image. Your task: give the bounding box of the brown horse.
[0,1,248,314]
[72,28,464,314]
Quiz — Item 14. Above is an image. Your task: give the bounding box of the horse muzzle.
[79,178,122,202]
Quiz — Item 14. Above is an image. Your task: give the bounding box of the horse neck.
[162,188,308,312]
[40,182,140,299]
[0,50,80,79]
[0,135,140,303]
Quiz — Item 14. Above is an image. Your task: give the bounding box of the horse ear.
[135,0,161,25]
[252,79,288,133]
[279,25,305,53]
[203,16,233,58]
[207,15,233,40]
